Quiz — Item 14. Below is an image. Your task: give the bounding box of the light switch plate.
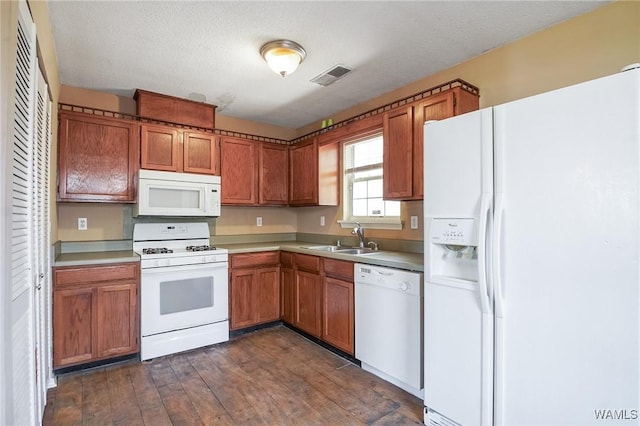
[78,217,88,230]
[320,216,325,227]
[410,216,418,229]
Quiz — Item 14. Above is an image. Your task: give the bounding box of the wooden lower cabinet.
[293,270,323,337]
[280,252,295,324]
[323,277,355,355]
[322,259,355,355]
[282,254,354,354]
[53,262,139,368]
[95,283,139,359]
[229,252,280,330]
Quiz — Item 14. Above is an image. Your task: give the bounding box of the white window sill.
[338,220,403,231]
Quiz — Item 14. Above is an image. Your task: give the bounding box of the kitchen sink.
[302,245,342,252]
[302,245,380,255]
[334,247,378,255]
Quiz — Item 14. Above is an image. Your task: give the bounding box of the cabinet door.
[280,266,295,324]
[412,92,456,200]
[53,287,95,367]
[322,277,355,355]
[58,112,139,202]
[256,266,281,324]
[294,270,322,337]
[259,143,288,205]
[221,137,257,205]
[230,269,256,330]
[96,283,138,358]
[382,105,414,199]
[289,140,318,205]
[140,124,181,172]
[183,131,220,175]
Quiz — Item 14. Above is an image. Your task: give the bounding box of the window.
[341,134,401,229]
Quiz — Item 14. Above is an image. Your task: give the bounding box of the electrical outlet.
[410,216,418,229]
[78,217,88,231]
[256,217,263,227]
[320,216,325,227]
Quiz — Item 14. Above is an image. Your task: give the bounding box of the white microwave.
[135,169,221,217]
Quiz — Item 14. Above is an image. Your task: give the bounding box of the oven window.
[159,276,213,315]
[149,187,201,209]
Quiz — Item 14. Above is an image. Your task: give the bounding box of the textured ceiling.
[47,1,608,129]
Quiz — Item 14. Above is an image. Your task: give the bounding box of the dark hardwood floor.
[43,326,423,425]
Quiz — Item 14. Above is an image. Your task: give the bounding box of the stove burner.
[142,248,173,255]
[186,245,217,252]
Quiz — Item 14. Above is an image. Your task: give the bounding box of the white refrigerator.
[423,68,640,426]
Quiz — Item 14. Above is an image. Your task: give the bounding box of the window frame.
[339,132,403,230]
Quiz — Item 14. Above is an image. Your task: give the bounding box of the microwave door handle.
[204,186,211,214]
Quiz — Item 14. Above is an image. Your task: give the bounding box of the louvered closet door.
[10,1,37,425]
[32,67,52,420]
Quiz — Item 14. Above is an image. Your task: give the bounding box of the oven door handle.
[141,261,229,275]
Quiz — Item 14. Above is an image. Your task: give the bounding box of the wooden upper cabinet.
[382,105,414,200]
[289,138,339,206]
[289,140,317,205]
[140,124,220,175]
[135,89,216,130]
[221,138,289,206]
[220,136,257,205]
[183,131,220,175]
[58,111,139,202]
[140,124,181,172]
[259,143,288,205]
[383,87,479,200]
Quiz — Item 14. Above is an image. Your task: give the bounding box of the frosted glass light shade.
[260,40,306,77]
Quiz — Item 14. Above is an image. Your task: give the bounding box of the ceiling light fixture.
[260,39,306,78]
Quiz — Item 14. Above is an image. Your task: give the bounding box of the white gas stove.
[133,222,229,360]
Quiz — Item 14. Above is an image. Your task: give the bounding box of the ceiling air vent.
[310,65,353,87]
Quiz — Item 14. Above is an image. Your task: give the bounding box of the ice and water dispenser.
[427,218,478,283]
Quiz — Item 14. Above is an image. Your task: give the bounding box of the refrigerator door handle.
[493,192,505,318]
[477,192,492,314]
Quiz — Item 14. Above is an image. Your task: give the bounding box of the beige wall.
[216,206,297,235]
[53,1,639,242]
[296,1,640,137]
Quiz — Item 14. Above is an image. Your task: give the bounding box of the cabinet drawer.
[280,251,294,268]
[231,251,280,269]
[323,258,354,281]
[295,253,320,273]
[54,263,139,288]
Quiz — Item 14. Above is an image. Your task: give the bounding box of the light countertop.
[52,241,423,272]
[220,241,424,272]
[54,250,139,267]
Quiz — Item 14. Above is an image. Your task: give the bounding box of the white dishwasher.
[354,263,424,398]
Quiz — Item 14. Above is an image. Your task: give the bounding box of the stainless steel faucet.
[352,222,365,247]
